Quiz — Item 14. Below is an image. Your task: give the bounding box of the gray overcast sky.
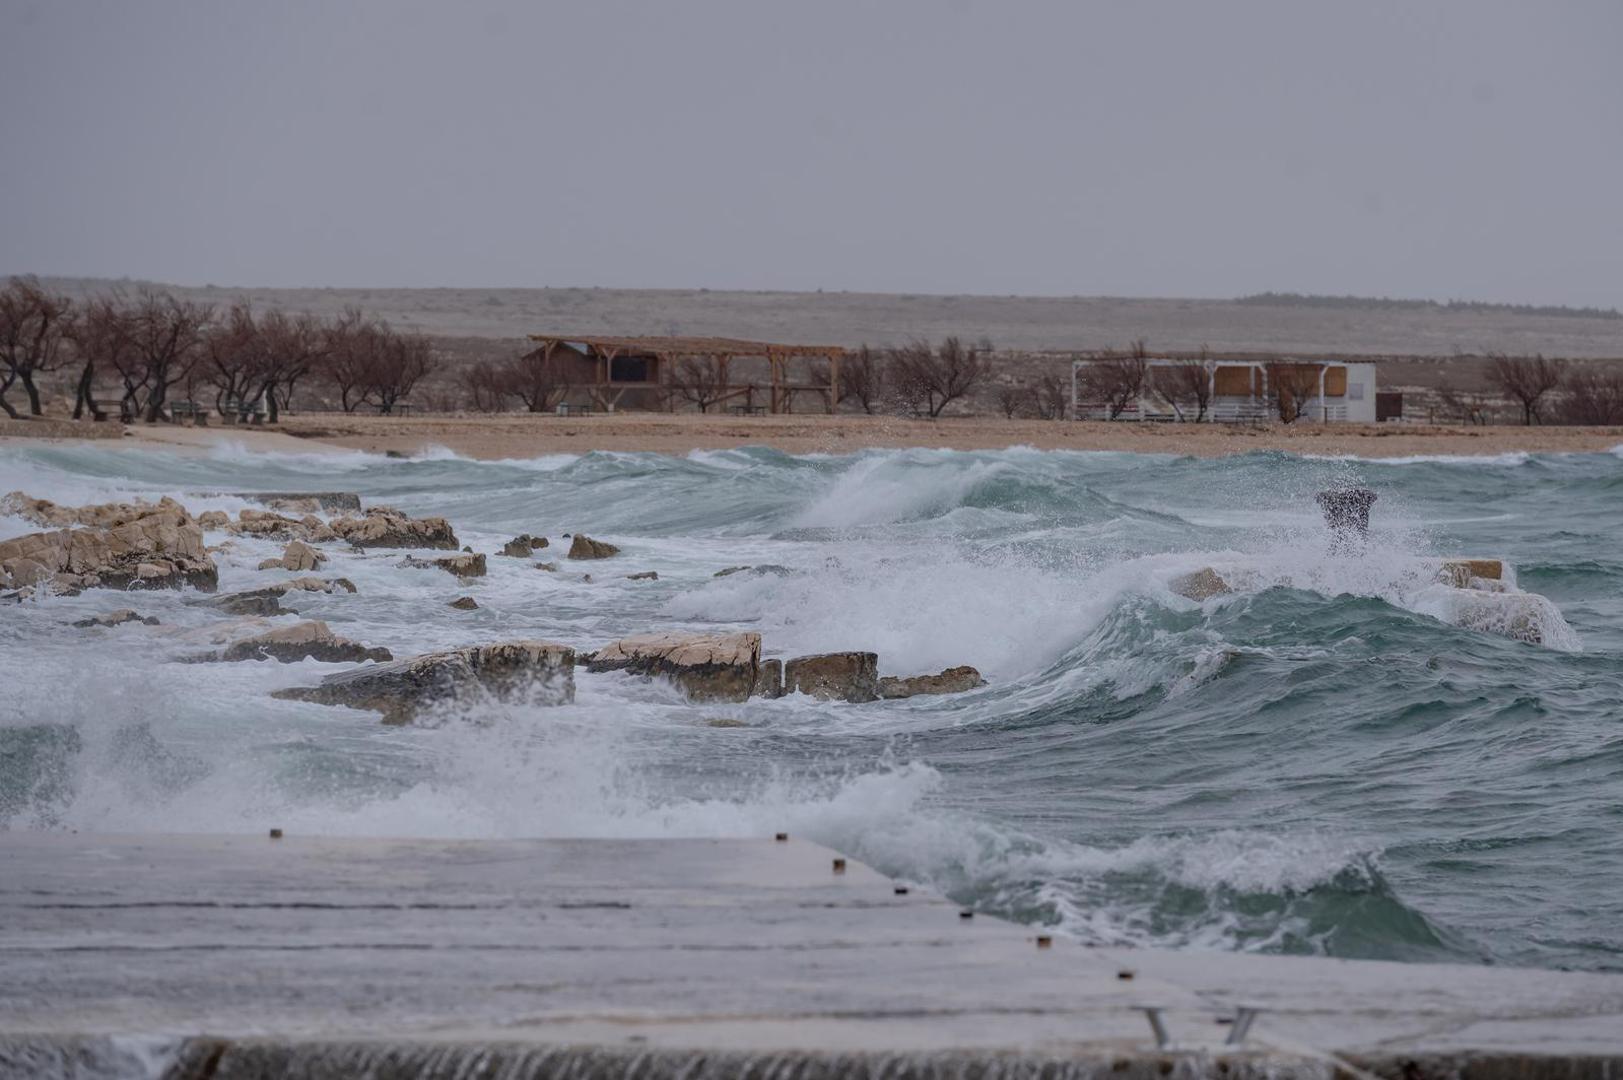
[2,1,1620,305]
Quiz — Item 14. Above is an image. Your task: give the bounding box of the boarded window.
[611,355,652,383]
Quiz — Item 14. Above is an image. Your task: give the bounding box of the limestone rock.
[1,492,189,529]
[568,534,620,560]
[198,510,230,529]
[1169,567,1232,601]
[878,665,986,699]
[754,658,785,699]
[1436,559,1507,589]
[625,571,658,581]
[500,534,547,557]
[257,540,326,573]
[587,631,760,703]
[0,502,217,594]
[784,652,879,703]
[328,506,458,550]
[273,640,576,724]
[449,596,480,610]
[73,609,160,629]
[237,492,362,514]
[713,564,793,579]
[401,552,486,578]
[199,576,356,616]
[227,509,340,544]
[217,620,392,664]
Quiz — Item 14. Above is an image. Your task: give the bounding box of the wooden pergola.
[525,334,845,415]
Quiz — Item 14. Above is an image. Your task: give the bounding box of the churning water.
[3,440,1622,971]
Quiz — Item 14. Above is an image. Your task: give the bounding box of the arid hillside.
[40,279,1623,358]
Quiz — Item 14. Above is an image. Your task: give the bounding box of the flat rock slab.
[0,833,1620,1078]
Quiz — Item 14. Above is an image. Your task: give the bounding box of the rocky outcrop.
[228,509,340,544]
[401,553,486,578]
[1435,559,1507,589]
[273,640,576,724]
[1,492,186,529]
[237,492,362,514]
[500,534,548,557]
[257,540,326,573]
[586,632,761,703]
[1169,567,1232,601]
[199,576,357,616]
[713,564,793,579]
[568,535,620,560]
[72,609,159,629]
[198,510,230,529]
[754,658,785,699]
[625,571,658,581]
[878,666,986,699]
[783,652,880,703]
[328,506,458,550]
[0,501,217,594]
[216,620,392,664]
[449,596,479,610]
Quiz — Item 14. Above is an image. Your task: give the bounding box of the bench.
[168,402,210,426]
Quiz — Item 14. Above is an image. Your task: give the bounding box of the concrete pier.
[2,832,1622,1079]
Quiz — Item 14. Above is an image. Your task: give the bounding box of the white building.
[1072,358,1378,423]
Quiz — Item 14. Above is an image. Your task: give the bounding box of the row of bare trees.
[0,276,435,421]
[1437,355,1623,426]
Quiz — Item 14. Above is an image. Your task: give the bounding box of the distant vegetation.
[1236,292,1622,321]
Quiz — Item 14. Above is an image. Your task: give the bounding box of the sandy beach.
[4,413,1620,460]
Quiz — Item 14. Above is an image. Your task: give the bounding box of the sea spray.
[3,442,1622,971]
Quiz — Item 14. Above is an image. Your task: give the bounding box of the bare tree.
[460,360,509,413]
[888,336,989,418]
[0,276,75,418]
[69,296,139,420]
[1150,349,1213,422]
[838,345,885,414]
[1032,371,1068,420]
[202,302,264,417]
[996,384,1025,418]
[1078,341,1150,420]
[1265,362,1323,424]
[671,356,730,413]
[255,310,328,421]
[125,290,213,422]
[1434,380,1492,426]
[497,348,570,413]
[371,331,434,414]
[324,309,381,413]
[1488,353,1567,425]
[1560,366,1623,425]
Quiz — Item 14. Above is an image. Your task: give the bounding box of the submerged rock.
[73,609,160,629]
[199,576,357,616]
[400,552,486,578]
[1169,567,1232,601]
[784,652,879,703]
[257,539,326,573]
[449,596,480,610]
[0,500,217,594]
[587,632,760,703]
[217,620,392,664]
[273,640,576,724]
[713,564,792,579]
[625,571,658,581]
[237,491,362,514]
[568,534,620,560]
[878,666,985,699]
[328,506,458,550]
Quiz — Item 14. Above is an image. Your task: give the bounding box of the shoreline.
[3,413,1621,460]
